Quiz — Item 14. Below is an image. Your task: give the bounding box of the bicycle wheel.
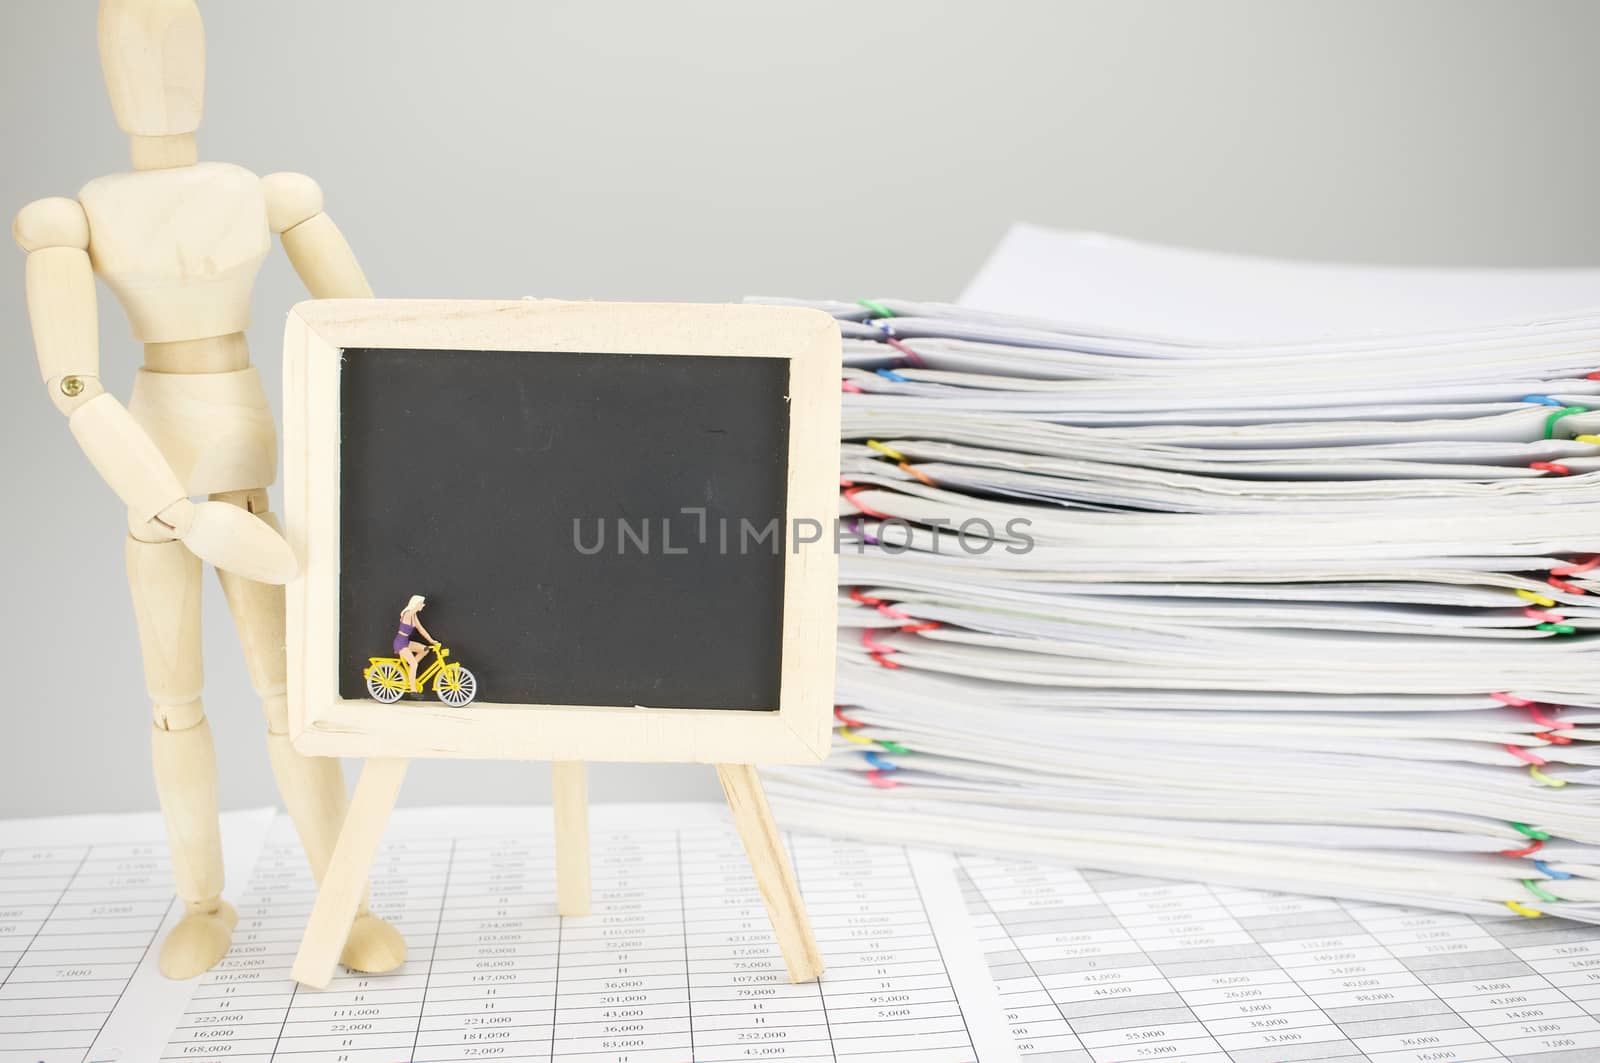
[435,665,477,707]
[366,661,408,703]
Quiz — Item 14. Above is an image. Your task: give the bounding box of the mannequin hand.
[159,499,299,584]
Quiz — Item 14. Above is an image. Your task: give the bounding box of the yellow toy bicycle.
[364,642,478,706]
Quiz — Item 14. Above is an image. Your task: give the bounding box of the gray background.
[3,0,1597,817]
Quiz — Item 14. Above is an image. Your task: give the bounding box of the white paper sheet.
[0,807,276,1063]
[958,225,1600,344]
[159,804,1020,1062]
[960,852,1600,1063]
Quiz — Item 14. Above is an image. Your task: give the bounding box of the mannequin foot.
[340,911,407,973]
[158,900,238,979]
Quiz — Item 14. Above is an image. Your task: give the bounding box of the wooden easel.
[290,759,823,988]
[280,298,841,993]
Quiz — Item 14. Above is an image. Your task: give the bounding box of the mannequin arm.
[13,197,296,584]
[263,173,373,299]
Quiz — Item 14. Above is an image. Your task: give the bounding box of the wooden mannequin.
[13,0,403,979]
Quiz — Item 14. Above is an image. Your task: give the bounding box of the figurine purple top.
[394,594,434,683]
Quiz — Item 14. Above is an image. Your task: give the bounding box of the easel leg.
[553,761,591,916]
[716,764,824,983]
[291,758,408,989]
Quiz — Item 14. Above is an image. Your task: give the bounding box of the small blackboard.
[285,299,838,766]
[283,300,840,995]
[337,347,791,709]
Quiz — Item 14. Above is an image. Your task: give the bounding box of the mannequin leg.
[126,530,236,979]
[212,488,405,974]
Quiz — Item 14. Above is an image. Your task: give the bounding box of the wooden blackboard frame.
[282,298,840,766]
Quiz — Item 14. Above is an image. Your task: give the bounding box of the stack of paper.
[757,230,1600,926]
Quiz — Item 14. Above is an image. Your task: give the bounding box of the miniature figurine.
[394,594,434,686]
[13,0,403,978]
[365,595,478,706]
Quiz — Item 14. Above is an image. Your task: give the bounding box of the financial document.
[961,853,1600,1063]
[0,808,274,1063]
[162,804,1018,1062]
[15,802,1600,1063]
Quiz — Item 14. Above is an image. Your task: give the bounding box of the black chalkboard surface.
[336,347,791,709]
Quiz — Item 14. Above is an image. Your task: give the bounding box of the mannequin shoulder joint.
[262,172,324,233]
[13,197,89,252]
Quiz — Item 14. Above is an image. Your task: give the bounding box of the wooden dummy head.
[98,0,204,149]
